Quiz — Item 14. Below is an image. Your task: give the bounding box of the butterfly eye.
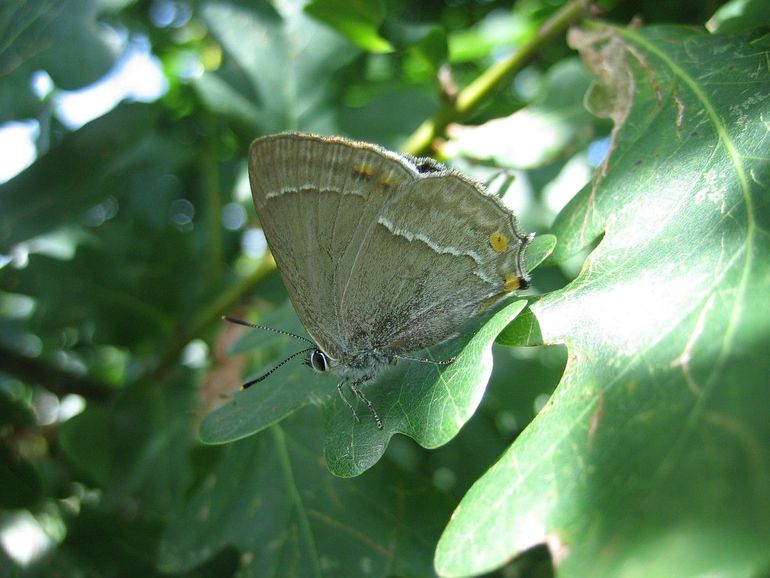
[309,350,330,373]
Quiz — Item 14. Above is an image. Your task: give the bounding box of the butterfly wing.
[339,172,531,354]
[248,133,417,360]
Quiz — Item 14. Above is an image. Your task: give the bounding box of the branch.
[401,0,590,156]
[0,344,114,402]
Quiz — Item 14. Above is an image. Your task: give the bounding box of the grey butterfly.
[242,133,533,430]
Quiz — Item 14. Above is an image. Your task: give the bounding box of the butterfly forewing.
[248,134,417,360]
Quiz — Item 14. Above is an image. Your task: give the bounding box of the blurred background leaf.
[0,0,122,122]
[305,0,393,53]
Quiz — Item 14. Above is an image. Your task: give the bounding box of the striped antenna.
[222,316,316,389]
[241,347,315,389]
[221,316,313,344]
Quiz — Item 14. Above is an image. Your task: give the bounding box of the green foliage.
[1,1,769,578]
[164,410,453,577]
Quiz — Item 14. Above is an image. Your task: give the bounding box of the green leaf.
[195,0,357,133]
[0,0,118,121]
[203,299,529,477]
[305,0,393,53]
[706,0,770,34]
[225,299,307,355]
[0,388,35,428]
[201,300,336,444]
[436,25,770,578]
[59,405,112,486]
[496,307,543,346]
[523,234,556,274]
[58,505,167,576]
[60,378,197,512]
[322,299,528,477]
[0,443,42,509]
[163,408,451,577]
[448,9,536,64]
[339,87,437,146]
[0,103,163,251]
[399,24,449,70]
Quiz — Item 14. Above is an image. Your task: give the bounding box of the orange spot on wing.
[378,175,395,189]
[490,230,509,252]
[504,275,521,292]
[354,163,376,179]
[479,274,524,312]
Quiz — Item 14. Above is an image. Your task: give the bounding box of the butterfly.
[235,133,532,430]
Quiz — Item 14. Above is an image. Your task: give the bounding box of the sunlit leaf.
[436,25,770,578]
[305,0,393,53]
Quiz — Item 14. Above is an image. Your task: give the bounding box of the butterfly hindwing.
[340,172,529,353]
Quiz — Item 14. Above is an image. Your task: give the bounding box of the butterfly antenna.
[222,315,314,344]
[241,347,316,390]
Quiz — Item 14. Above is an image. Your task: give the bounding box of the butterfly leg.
[348,378,383,430]
[337,381,360,423]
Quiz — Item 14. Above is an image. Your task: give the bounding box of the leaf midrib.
[272,426,322,577]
